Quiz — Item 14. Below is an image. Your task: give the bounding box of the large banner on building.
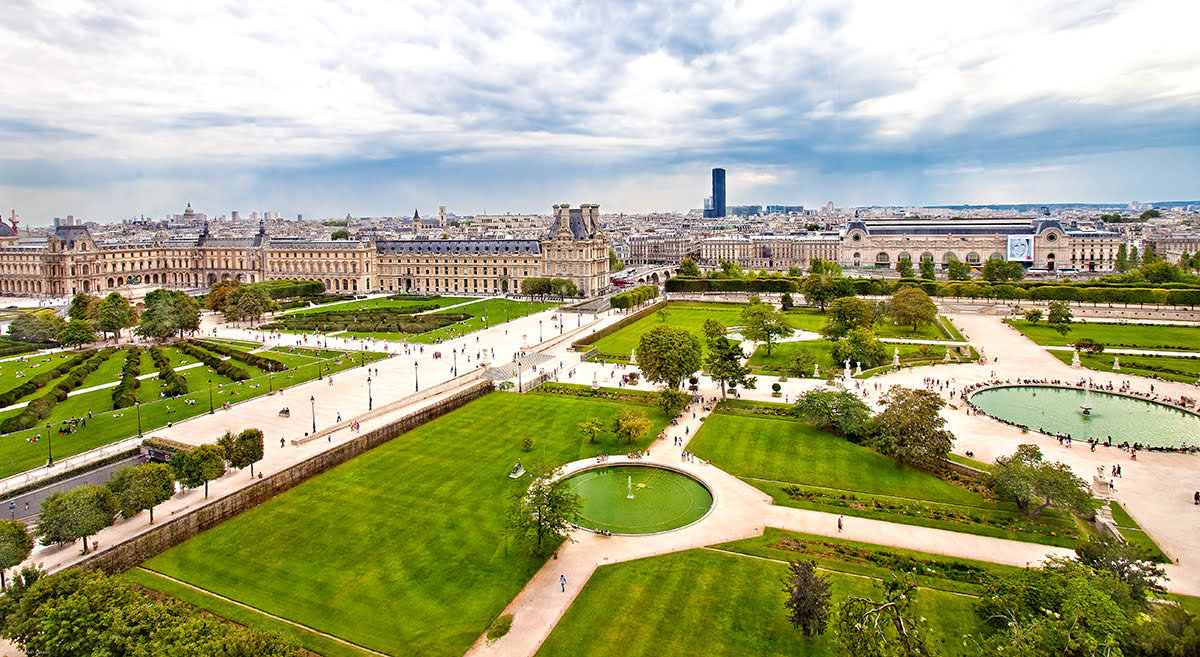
[1006,235,1034,262]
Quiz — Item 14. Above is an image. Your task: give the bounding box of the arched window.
[897,252,912,262]
[942,252,957,263]
[966,252,981,264]
[875,252,890,265]
[920,252,934,263]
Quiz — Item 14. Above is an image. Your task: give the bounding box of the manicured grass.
[589,302,750,360]
[290,295,477,315]
[0,351,89,405]
[947,453,994,472]
[534,548,985,657]
[199,337,263,349]
[1008,319,1200,351]
[1049,350,1200,383]
[141,392,669,657]
[1108,501,1169,562]
[748,340,960,376]
[0,345,387,479]
[124,568,374,657]
[342,299,557,343]
[940,316,967,341]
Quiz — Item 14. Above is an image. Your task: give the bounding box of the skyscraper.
[712,168,726,218]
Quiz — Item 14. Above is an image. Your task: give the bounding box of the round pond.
[969,386,1199,448]
[563,465,713,535]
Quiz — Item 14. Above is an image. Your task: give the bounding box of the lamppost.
[207,377,214,414]
[414,361,419,392]
[310,395,316,434]
[539,319,543,343]
[367,375,373,410]
[453,350,457,376]
[360,342,365,368]
[135,399,142,437]
[45,423,53,467]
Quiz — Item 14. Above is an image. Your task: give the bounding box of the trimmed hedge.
[196,340,286,372]
[610,285,659,310]
[250,279,325,300]
[1,347,118,433]
[177,342,251,381]
[150,346,188,397]
[111,347,142,409]
[571,300,667,350]
[0,349,98,408]
[262,308,469,334]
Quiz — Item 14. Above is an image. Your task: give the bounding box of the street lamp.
[414,361,419,392]
[539,319,543,342]
[207,377,214,414]
[136,399,142,437]
[45,423,53,467]
[367,375,373,410]
[360,342,365,368]
[453,350,457,376]
[310,395,316,434]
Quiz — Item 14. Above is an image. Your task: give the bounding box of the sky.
[1,0,1198,224]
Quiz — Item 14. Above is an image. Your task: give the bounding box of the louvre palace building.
[0,204,610,299]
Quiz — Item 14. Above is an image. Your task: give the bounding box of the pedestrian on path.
[560,574,566,592]
[837,516,843,532]
[280,437,285,448]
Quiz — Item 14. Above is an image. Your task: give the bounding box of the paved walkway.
[1044,345,1200,358]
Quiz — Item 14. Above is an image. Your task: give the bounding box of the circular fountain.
[562,465,714,535]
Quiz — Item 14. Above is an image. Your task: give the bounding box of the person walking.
[560,574,566,592]
[837,516,843,533]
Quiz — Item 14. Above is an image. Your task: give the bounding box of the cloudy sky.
[2,0,1198,224]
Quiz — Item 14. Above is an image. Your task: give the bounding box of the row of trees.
[610,285,659,310]
[519,277,579,299]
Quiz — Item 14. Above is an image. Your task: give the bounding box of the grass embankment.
[1049,350,1200,383]
[140,392,669,657]
[1108,501,1170,562]
[1007,319,1200,351]
[291,295,476,315]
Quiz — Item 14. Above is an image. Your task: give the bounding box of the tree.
[918,259,935,280]
[225,285,275,325]
[1129,246,1142,269]
[608,248,624,272]
[890,287,937,333]
[868,386,953,471]
[830,327,886,369]
[576,417,604,444]
[658,388,690,416]
[1140,208,1161,220]
[97,292,133,341]
[701,318,725,343]
[218,428,265,477]
[895,257,914,278]
[835,575,930,657]
[810,259,841,276]
[1073,337,1104,355]
[610,407,652,444]
[785,349,817,378]
[656,308,671,323]
[33,485,118,554]
[138,289,201,339]
[802,274,841,312]
[56,319,96,348]
[549,278,578,298]
[1046,299,1073,336]
[990,444,1092,518]
[68,292,99,321]
[780,292,794,310]
[520,277,553,298]
[171,444,227,498]
[635,325,703,389]
[1115,243,1130,273]
[205,279,241,311]
[982,257,1024,282]
[822,297,875,339]
[784,560,832,637]
[679,257,701,277]
[1075,535,1167,602]
[741,298,794,356]
[7,312,64,344]
[793,389,871,438]
[947,259,971,281]
[330,229,350,240]
[106,463,175,524]
[705,337,757,399]
[1023,308,1043,324]
[508,468,583,555]
[0,521,32,588]
[717,260,744,278]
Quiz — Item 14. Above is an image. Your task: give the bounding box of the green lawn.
[1049,350,1200,383]
[0,345,387,478]
[535,548,984,657]
[1008,319,1200,351]
[140,392,670,657]
[748,340,957,376]
[290,296,477,316]
[1108,501,1169,562]
[689,410,1082,547]
[588,302,751,360]
[0,351,88,404]
[340,299,557,343]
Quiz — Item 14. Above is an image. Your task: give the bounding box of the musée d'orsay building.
[0,204,611,299]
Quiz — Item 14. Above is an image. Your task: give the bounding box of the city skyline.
[2,0,1198,224]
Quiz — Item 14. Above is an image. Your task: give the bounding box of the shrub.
[110,347,142,409]
[487,614,514,642]
[177,342,250,381]
[772,382,782,392]
[150,346,188,397]
[521,437,535,452]
[1,348,118,433]
[196,340,287,372]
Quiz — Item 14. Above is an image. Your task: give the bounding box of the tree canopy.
[830,327,886,369]
[740,298,794,356]
[635,325,702,389]
[868,386,953,471]
[7,312,63,344]
[990,444,1092,518]
[705,336,756,399]
[97,293,134,341]
[783,560,831,637]
[1047,299,1074,336]
[56,319,96,348]
[890,287,937,333]
[137,289,201,339]
[679,258,701,277]
[822,297,874,339]
[982,257,1025,283]
[170,444,227,498]
[106,463,175,524]
[218,428,265,477]
[802,274,841,312]
[793,389,872,438]
[34,484,118,554]
[0,520,33,588]
[610,407,652,444]
[508,468,582,555]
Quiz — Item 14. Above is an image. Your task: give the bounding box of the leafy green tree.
[802,274,841,312]
[576,417,604,444]
[1130,246,1142,269]
[822,297,874,339]
[520,277,553,298]
[611,407,652,444]
[1075,535,1167,602]
[508,468,583,555]
[106,463,175,524]
[1140,208,1161,220]
[990,444,1091,518]
[1115,243,1130,273]
[780,292,794,309]
[868,386,953,471]
[0,521,32,588]
[170,444,227,498]
[919,259,935,280]
[658,388,690,416]
[718,260,744,278]
[741,298,794,356]
[982,257,1024,282]
[138,289,201,339]
[330,229,350,240]
[785,349,817,378]
[204,279,241,311]
[895,257,914,278]
[783,560,831,637]
[947,259,971,281]
[7,312,64,343]
[68,292,99,321]
[701,318,725,343]
[656,308,671,323]
[679,257,701,277]
[830,327,886,369]
[793,389,871,438]
[835,574,930,657]
[56,319,96,348]
[635,325,702,389]
[97,292,133,341]
[705,337,756,399]
[609,248,624,272]
[218,428,265,477]
[1047,299,1073,336]
[1140,260,1183,284]
[1023,308,1043,324]
[809,259,841,276]
[549,278,578,298]
[890,287,937,333]
[225,285,275,325]
[1099,213,1122,223]
[34,484,118,554]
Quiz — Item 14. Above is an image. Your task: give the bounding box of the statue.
[813,364,819,378]
[892,347,900,367]
[854,362,863,376]
[1112,356,1120,371]
[1071,350,1082,368]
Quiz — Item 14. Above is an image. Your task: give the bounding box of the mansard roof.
[376,238,541,256]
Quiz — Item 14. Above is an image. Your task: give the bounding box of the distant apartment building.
[1144,235,1200,263]
[699,234,841,270]
[626,232,699,265]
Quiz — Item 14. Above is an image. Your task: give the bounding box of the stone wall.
[75,380,495,573]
